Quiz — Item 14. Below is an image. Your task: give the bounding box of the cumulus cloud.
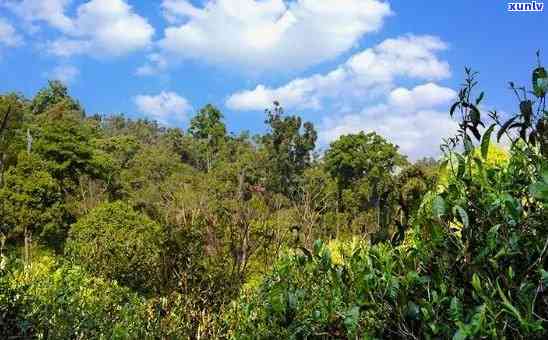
[320,89,458,161]
[46,64,80,84]
[0,18,22,47]
[388,83,456,110]
[134,91,192,125]
[226,35,451,111]
[1,0,73,31]
[156,0,392,71]
[3,0,154,57]
[136,53,168,76]
[227,34,456,160]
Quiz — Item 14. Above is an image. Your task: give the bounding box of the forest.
[0,56,547,339]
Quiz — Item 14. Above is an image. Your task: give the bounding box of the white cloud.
[388,83,456,110]
[136,53,168,76]
[134,91,192,125]
[1,0,73,31]
[162,0,204,24]
[46,64,80,84]
[46,38,91,57]
[157,0,392,71]
[3,0,154,57]
[227,34,456,160]
[319,82,458,160]
[0,18,22,47]
[226,35,451,111]
[320,106,459,160]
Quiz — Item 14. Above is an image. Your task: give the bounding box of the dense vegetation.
[0,56,547,339]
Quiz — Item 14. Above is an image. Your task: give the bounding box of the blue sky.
[0,0,545,159]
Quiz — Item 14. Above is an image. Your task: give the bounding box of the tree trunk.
[0,153,5,187]
[236,170,249,277]
[24,227,32,270]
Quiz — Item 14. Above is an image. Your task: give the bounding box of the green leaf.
[313,240,324,256]
[453,206,469,229]
[530,182,548,202]
[533,66,547,97]
[321,248,332,268]
[520,100,533,125]
[432,195,446,219]
[405,301,421,321]
[450,102,460,117]
[542,166,548,183]
[475,92,485,105]
[344,306,360,332]
[472,157,488,186]
[471,273,482,292]
[469,105,481,128]
[456,154,466,179]
[449,297,463,322]
[469,125,481,141]
[463,134,474,155]
[496,282,524,325]
[481,124,495,159]
[497,116,518,142]
[540,269,548,286]
[452,329,468,340]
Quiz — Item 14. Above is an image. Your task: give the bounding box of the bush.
[2,255,155,339]
[65,201,164,294]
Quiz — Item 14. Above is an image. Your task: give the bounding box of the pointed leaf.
[453,206,469,229]
[475,92,485,105]
[469,125,481,141]
[497,116,518,142]
[456,153,466,178]
[450,102,460,117]
[432,195,446,219]
[470,104,481,127]
[481,124,495,159]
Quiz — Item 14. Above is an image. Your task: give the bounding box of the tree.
[188,104,227,171]
[0,94,25,185]
[30,113,114,189]
[391,159,438,244]
[261,102,317,197]
[324,132,407,234]
[65,201,164,294]
[0,153,66,256]
[29,80,81,115]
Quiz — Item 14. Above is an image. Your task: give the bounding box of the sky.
[0,0,545,160]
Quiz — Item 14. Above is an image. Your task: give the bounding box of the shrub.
[65,201,164,294]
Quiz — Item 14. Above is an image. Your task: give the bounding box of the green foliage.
[0,153,66,246]
[188,104,228,171]
[324,132,408,240]
[227,60,548,339]
[2,55,547,340]
[261,102,317,197]
[325,131,407,190]
[30,80,81,115]
[65,201,164,294]
[30,113,114,187]
[0,274,32,338]
[4,255,151,339]
[189,104,227,141]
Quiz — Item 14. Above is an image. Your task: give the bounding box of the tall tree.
[0,153,66,257]
[188,104,227,171]
[0,94,25,186]
[261,102,317,197]
[324,132,407,232]
[29,80,81,115]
